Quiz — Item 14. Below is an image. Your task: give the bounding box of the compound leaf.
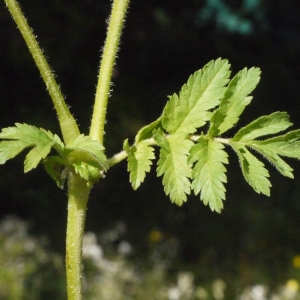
[188,137,228,213]
[124,139,155,190]
[209,67,261,137]
[230,141,271,195]
[0,123,64,172]
[154,129,193,206]
[232,112,292,142]
[162,58,231,136]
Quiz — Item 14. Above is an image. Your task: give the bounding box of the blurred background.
[1,0,300,298]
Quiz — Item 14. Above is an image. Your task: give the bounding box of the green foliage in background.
[0,216,65,299]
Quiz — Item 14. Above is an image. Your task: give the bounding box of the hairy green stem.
[4,0,80,145]
[107,135,233,168]
[66,173,91,300]
[108,150,128,168]
[89,0,130,144]
[107,137,156,167]
[214,137,230,144]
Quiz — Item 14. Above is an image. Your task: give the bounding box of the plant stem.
[108,137,157,167]
[4,0,80,145]
[108,150,128,168]
[89,0,130,144]
[66,173,91,300]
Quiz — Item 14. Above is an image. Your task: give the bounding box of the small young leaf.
[43,156,68,188]
[124,139,155,190]
[135,116,163,143]
[162,58,231,135]
[209,67,261,137]
[230,142,271,195]
[188,137,228,213]
[232,112,292,142]
[64,135,108,184]
[67,134,108,170]
[66,150,106,186]
[0,123,64,172]
[154,129,193,206]
[63,134,107,185]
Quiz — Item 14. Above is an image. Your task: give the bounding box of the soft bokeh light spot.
[292,255,300,268]
[148,229,163,243]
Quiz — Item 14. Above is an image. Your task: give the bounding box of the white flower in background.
[168,272,194,300]
[239,284,268,300]
[251,285,268,300]
[212,279,226,300]
[178,272,194,298]
[82,232,103,261]
[168,286,180,300]
[117,240,132,255]
[195,286,208,299]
